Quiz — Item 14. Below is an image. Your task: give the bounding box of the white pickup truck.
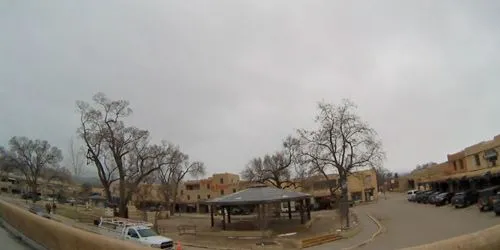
[97,217,174,249]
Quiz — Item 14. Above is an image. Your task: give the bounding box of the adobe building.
[411,134,500,192]
[300,168,378,209]
[129,169,379,213]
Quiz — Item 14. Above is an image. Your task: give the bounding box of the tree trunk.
[103,185,113,204]
[339,173,350,229]
[31,182,38,203]
[171,193,178,216]
[118,177,127,218]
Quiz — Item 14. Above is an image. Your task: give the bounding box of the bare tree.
[77,93,144,216]
[373,166,391,192]
[77,93,188,217]
[158,150,205,215]
[1,136,63,202]
[0,152,17,179]
[298,100,385,228]
[120,140,181,217]
[77,96,119,204]
[68,137,86,177]
[241,136,302,189]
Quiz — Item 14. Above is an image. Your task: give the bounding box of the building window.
[206,184,210,189]
[233,188,236,193]
[474,154,481,166]
[187,195,190,200]
[220,178,224,184]
[197,194,200,200]
[453,161,457,171]
[459,159,464,169]
[180,190,184,195]
[220,190,224,195]
[207,194,211,199]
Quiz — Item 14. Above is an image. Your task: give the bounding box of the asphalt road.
[356,193,500,249]
[0,225,32,250]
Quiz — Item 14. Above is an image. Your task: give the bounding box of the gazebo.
[203,185,312,230]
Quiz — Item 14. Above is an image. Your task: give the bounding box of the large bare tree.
[1,136,63,202]
[298,100,385,228]
[77,95,119,204]
[77,93,187,217]
[241,136,304,189]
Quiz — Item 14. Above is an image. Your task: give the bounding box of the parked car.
[415,191,433,203]
[428,192,445,205]
[434,192,455,206]
[29,204,51,219]
[451,190,478,208]
[491,193,500,216]
[477,185,500,212]
[422,191,440,204]
[407,190,419,201]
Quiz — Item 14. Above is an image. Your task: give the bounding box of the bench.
[177,225,197,235]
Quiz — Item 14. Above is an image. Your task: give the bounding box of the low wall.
[403,224,500,250]
[0,200,151,250]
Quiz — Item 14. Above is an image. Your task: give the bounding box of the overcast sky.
[1,1,499,178]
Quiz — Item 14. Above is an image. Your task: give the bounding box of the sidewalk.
[308,211,379,250]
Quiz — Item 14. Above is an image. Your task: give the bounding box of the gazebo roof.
[203,185,311,206]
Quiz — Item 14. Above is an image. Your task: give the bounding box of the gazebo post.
[227,206,231,224]
[305,198,311,221]
[287,201,292,220]
[210,205,214,227]
[299,200,305,224]
[221,207,226,230]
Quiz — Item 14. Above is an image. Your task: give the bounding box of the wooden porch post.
[210,205,214,227]
[300,200,305,224]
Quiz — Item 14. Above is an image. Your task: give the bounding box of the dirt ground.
[157,210,344,249]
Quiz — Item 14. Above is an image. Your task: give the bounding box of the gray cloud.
[1,1,499,176]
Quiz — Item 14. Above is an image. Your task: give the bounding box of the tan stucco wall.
[0,200,150,250]
[131,170,379,208]
[464,140,500,171]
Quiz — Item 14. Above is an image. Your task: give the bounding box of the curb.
[342,213,384,250]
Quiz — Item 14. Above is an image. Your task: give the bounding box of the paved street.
[311,192,500,250]
[0,226,32,250]
[357,193,500,249]
[309,212,378,250]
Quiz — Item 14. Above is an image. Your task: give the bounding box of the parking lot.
[355,192,500,249]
